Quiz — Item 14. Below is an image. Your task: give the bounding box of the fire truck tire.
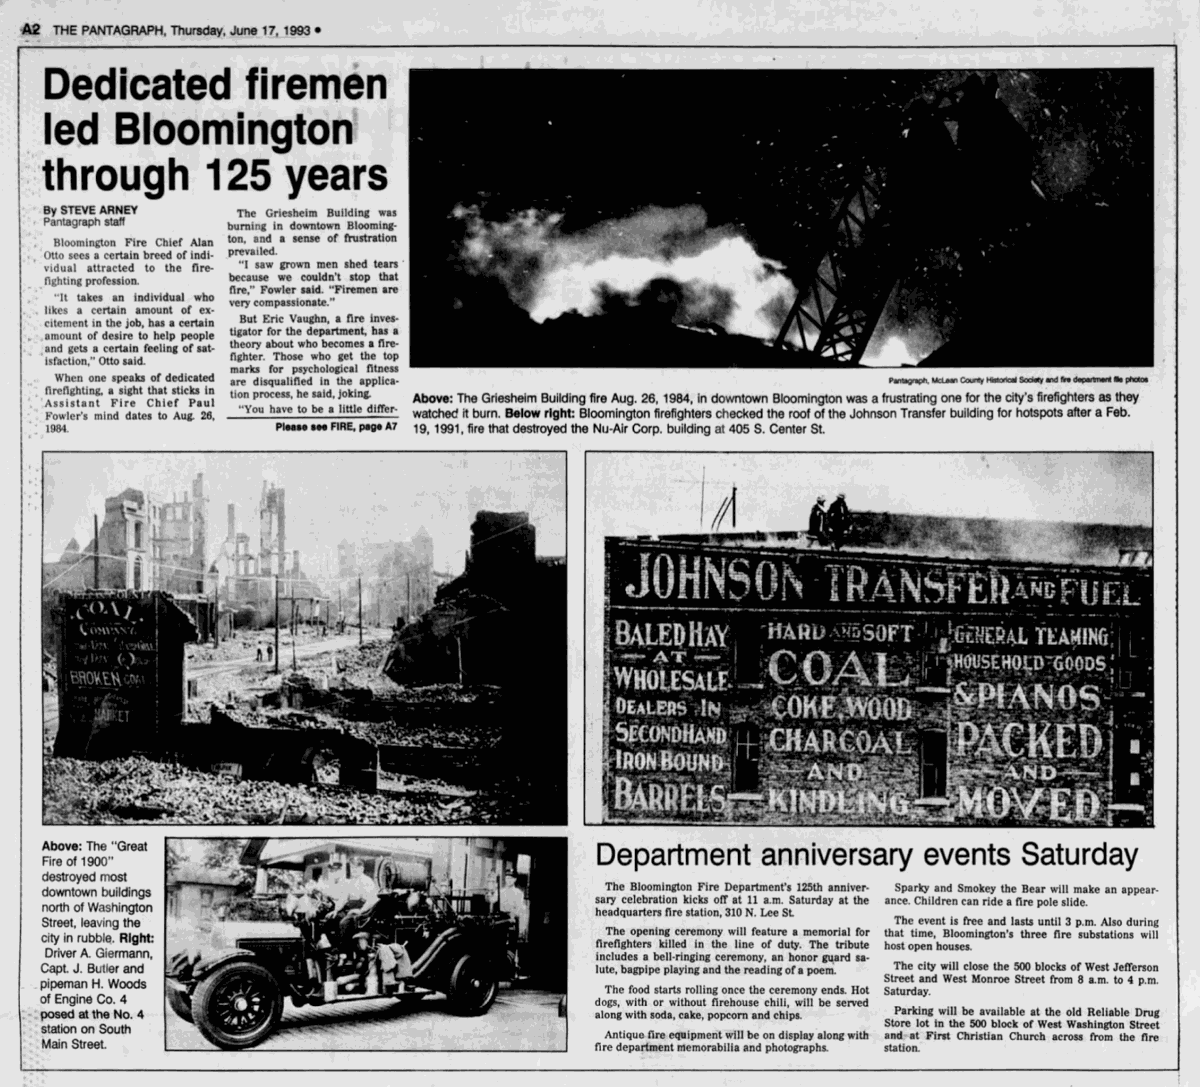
[192,961,283,1050]
[447,954,499,1016]
[166,987,193,1023]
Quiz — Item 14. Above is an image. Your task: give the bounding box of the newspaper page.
[4,0,1192,1084]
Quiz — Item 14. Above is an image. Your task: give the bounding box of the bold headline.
[596,841,1140,873]
[40,66,390,200]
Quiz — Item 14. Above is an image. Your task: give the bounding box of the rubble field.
[43,638,561,826]
[42,756,522,824]
[194,638,509,751]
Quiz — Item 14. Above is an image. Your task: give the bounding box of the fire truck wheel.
[447,954,499,1016]
[166,986,193,1023]
[192,961,283,1050]
[301,744,342,786]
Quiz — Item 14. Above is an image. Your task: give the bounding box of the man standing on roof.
[809,497,828,545]
[827,493,851,550]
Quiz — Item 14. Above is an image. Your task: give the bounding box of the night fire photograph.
[409,63,1155,368]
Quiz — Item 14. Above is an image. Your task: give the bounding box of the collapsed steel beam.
[774,168,900,365]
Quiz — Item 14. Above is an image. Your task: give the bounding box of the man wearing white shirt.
[332,858,379,943]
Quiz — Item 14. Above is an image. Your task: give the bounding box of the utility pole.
[93,514,100,588]
[274,575,280,674]
[358,576,363,645]
[291,598,297,671]
[406,572,411,622]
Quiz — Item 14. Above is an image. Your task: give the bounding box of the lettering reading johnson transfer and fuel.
[619,550,1140,609]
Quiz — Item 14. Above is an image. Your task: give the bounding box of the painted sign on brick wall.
[603,540,1152,827]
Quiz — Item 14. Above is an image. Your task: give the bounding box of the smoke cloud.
[845,513,1150,566]
[454,204,804,344]
[721,516,1149,566]
[453,203,944,364]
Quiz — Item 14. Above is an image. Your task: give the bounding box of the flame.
[454,204,802,343]
[860,334,924,367]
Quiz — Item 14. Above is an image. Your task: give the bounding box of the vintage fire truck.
[166,839,515,1050]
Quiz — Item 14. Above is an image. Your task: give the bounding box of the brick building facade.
[603,536,1152,827]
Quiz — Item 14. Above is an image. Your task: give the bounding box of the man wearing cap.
[827,493,851,550]
[809,497,828,544]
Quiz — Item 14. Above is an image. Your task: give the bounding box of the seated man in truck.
[330,857,380,945]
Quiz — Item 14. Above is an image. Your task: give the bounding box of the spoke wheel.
[448,954,499,1016]
[192,961,282,1050]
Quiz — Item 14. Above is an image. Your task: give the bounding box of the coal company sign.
[602,540,1153,827]
[52,591,197,760]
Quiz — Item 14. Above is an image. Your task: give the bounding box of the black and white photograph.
[164,836,567,1052]
[41,452,566,826]
[411,64,1155,368]
[589,452,1153,826]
